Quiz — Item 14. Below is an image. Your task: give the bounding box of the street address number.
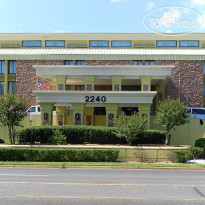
[85,96,106,103]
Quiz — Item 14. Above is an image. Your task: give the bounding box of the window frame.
[89,40,109,47]
[8,81,16,94]
[22,41,42,47]
[45,40,65,47]
[64,60,73,65]
[0,81,4,95]
[156,40,177,47]
[0,61,5,74]
[145,60,155,65]
[76,60,85,66]
[111,40,131,47]
[179,40,199,47]
[133,60,142,65]
[9,61,16,74]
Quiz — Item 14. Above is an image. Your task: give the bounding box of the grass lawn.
[0,161,205,169]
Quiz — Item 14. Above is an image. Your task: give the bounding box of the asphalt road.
[0,167,205,204]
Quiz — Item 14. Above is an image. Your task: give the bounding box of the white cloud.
[191,0,205,6]
[166,30,173,33]
[146,2,155,11]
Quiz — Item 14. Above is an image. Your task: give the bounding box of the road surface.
[0,167,205,204]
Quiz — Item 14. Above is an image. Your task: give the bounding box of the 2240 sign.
[85,96,106,103]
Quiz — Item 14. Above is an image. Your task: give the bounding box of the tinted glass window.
[9,61,16,74]
[179,41,199,47]
[22,41,41,47]
[111,41,131,47]
[157,41,177,47]
[76,60,85,65]
[133,60,142,65]
[0,82,4,95]
[89,41,109,47]
[94,107,106,115]
[8,82,16,94]
[145,60,154,65]
[192,109,205,115]
[0,61,5,74]
[45,41,65,47]
[64,60,73,65]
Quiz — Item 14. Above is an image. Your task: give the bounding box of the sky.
[1,0,205,33]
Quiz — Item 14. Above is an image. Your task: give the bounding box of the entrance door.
[86,115,92,126]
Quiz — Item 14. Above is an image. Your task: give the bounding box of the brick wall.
[16,60,64,106]
[155,60,203,107]
[87,60,203,107]
[16,60,203,107]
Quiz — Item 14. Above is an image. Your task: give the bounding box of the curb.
[0,165,205,170]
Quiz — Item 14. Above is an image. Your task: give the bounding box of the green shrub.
[174,150,191,163]
[48,129,67,145]
[17,125,125,145]
[0,148,120,162]
[0,139,5,144]
[17,126,166,145]
[189,147,204,159]
[195,138,205,148]
[131,130,166,145]
[174,147,204,163]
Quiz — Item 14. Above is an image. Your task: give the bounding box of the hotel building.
[0,33,204,126]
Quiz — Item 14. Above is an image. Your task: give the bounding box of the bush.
[174,150,191,163]
[195,138,205,148]
[17,125,125,145]
[174,147,205,163]
[0,148,120,162]
[17,126,166,145]
[131,130,166,145]
[0,139,5,144]
[189,147,204,159]
[48,129,67,145]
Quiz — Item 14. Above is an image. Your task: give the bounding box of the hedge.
[0,148,120,162]
[131,130,166,145]
[16,126,166,145]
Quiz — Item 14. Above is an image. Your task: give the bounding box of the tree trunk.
[165,132,171,145]
[11,125,15,144]
[8,125,13,144]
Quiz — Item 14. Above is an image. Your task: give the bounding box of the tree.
[155,96,189,145]
[0,93,28,144]
[114,112,149,144]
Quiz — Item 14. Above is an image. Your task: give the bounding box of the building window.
[145,60,154,65]
[76,85,85,90]
[133,60,142,65]
[111,41,131,47]
[22,41,41,47]
[203,62,205,75]
[64,60,73,65]
[156,41,177,47]
[76,60,85,66]
[94,107,106,115]
[179,40,199,47]
[45,40,65,47]
[89,41,109,47]
[0,61,5,74]
[9,61,16,74]
[0,82,4,95]
[66,107,73,115]
[8,82,16,94]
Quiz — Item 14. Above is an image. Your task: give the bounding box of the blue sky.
[1,0,205,33]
